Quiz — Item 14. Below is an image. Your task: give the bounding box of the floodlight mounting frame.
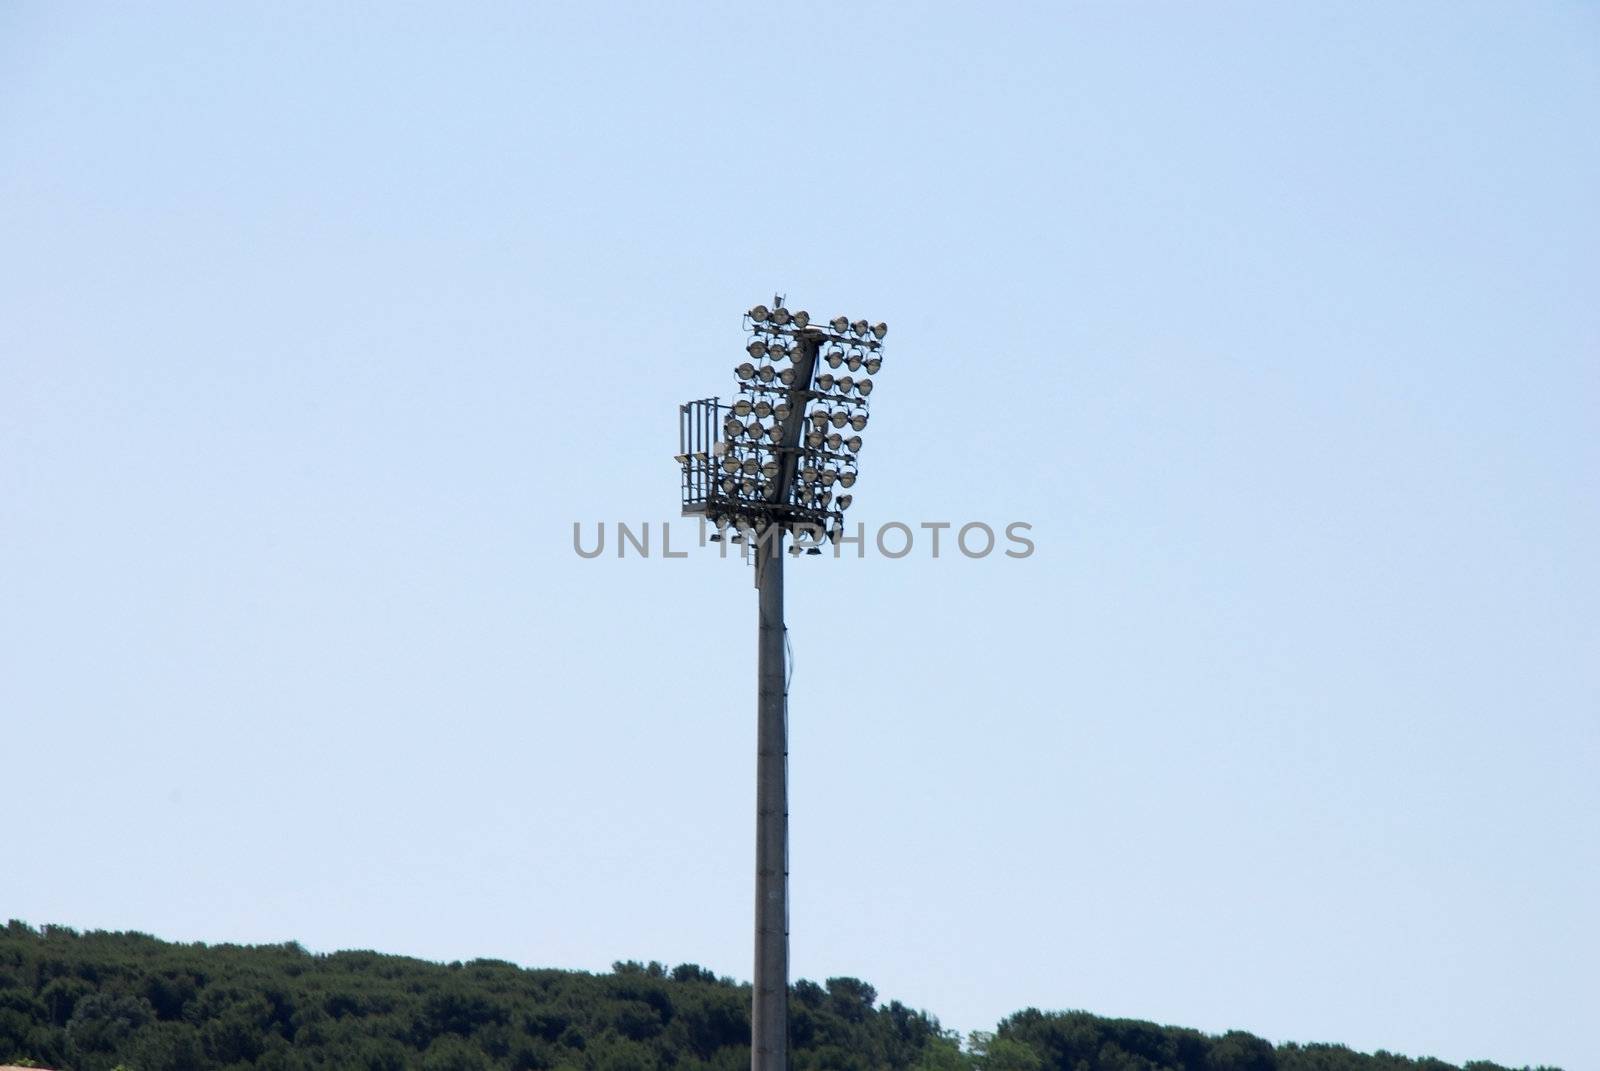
[677,304,885,550]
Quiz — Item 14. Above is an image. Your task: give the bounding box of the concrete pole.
[752,532,788,1071]
[751,330,819,1071]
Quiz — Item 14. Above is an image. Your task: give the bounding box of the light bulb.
[826,432,842,450]
[736,362,756,380]
[839,471,856,488]
[850,320,868,337]
[845,435,862,452]
[754,401,772,419]
[773,307,791,325]
[762,461,779,479]
[838,494,854,510]
[850,413,868,431]
[871,322,888,340]
[857,379,873,396]
[830,411,848,429]
[733,399,752,416]
[816,373,835,391]
[836,376,854,393]
[749,305,770,322]
[793,310,810,328]
[864,357,882,375]
[825,350,844,369]
[747,340,767,359]
[829,315,849,332]
[845,353,862,372]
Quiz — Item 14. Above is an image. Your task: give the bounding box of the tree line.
[0,922,1557,1071]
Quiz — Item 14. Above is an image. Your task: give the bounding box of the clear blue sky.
[2,4,1595,1069]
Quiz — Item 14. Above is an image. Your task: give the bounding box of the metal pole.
[752,532,788,1071]
[751,330,820,1071]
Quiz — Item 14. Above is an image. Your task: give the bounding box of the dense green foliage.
[0,922,1556,1071]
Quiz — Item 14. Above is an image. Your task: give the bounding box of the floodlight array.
[678,301,887,550]
[731,304,884,541]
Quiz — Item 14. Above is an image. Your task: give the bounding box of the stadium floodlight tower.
[676,298,888,1071]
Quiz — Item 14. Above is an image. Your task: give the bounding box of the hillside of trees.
[0,922,1556,1071]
